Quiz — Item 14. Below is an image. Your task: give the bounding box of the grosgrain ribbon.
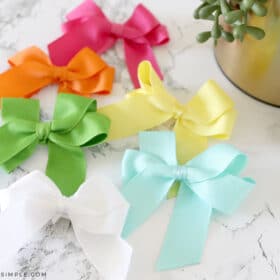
[0,171,132,280]
[48,0,169,87]
[0,46,114,98]
[99,61,236,196]
[121,131,255,270]
[0,93,110,196]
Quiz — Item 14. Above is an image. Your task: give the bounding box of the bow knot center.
[36,122,51,143]
[110,23,125,38]
[57,196,71,219]
[52,66,69,82]
[171,165,189,181]
[172,104,185,120]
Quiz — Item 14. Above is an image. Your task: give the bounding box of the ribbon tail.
[157,183,212,270]
[70,173,132,280]
[73,227,132,280]
[124,41,163,88]
[46,142,85,196]
[122,172,174,238]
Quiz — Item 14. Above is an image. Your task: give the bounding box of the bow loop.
[50,94,110,147]
[136,61,180,116]
[127,4,169,44]
[36,122,51,144]
[137,60,167,94]
[48,1,169,87]
[8,46,51,67]
[184,80,235,125]
[187,143,248,180]
[2,97,40,122]
[179,80,237,141]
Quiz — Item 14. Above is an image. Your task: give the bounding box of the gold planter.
[215,0,280,107]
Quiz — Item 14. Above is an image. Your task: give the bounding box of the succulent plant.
[194,0,268,43]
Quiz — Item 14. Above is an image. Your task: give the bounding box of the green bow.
[0,93,110,196]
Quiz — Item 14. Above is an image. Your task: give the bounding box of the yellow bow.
[99,61,236,196]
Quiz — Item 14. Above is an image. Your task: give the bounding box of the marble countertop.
[0,0,280,279]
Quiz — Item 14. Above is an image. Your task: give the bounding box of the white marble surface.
[0,0,280,279]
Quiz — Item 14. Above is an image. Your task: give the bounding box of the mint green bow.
[122,131,255,270]
[0,93,110,196]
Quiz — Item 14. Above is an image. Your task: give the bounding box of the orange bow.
[0,46,115,98]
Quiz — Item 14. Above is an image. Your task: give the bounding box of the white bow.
[0,171,132,280]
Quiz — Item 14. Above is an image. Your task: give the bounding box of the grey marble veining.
[0,0,279,279]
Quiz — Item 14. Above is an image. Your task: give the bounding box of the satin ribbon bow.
[0,46,114,98]
[48,0,169,87]
[99,61,236,197]
[0,93,110,196]
[0,171,132,280]
[122,131,255,270]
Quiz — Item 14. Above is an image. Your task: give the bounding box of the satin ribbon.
[48,0,169,87]
[0,93,110,196]
[122,131,255,270]
[99,61,236,197]
[0,171,132,280]
[0,46,114,98]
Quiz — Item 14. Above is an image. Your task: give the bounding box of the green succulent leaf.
[233,24,246,41]
[220,0,230,15]
[194,3,207,19]
[241,0,255,10]
[197,31,212,43]
[212,24,222,39]
[251,2,267,16]
[198,5,219,18]
[224,10,244,23]
[222,30,235,42]
[246,26,266,39]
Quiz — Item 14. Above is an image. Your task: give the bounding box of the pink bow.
[48,0,169,88]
